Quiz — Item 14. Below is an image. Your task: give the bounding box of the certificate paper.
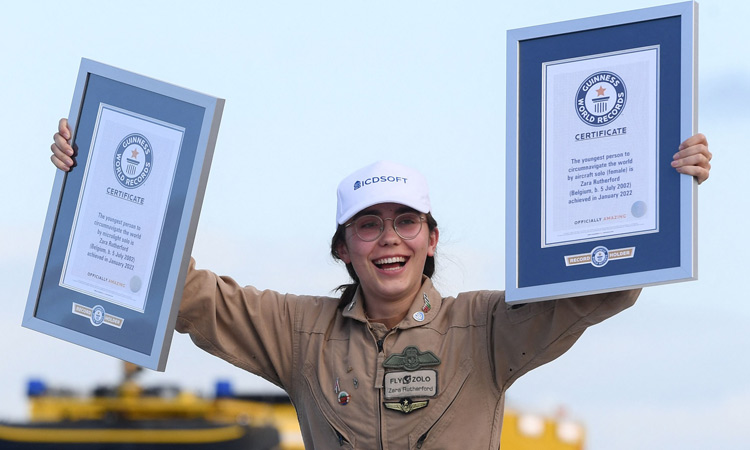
[61,105,184,311]
[543,47,659,246]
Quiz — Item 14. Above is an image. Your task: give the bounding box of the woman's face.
[337,203,438,306]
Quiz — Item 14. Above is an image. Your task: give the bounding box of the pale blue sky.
[1,1,748,449]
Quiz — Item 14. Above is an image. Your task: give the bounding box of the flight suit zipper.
[370,331,391,450]
[369,326,395,450]
[376,337,385,450]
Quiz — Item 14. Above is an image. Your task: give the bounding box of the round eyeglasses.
[345,212,426,242]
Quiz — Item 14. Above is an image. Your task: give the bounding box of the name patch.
[384,370,438,399]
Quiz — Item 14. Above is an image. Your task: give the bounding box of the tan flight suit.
[176,259,638,449]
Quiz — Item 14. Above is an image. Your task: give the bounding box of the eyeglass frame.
[344,212,427,242]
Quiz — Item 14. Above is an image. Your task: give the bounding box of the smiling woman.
[330,162,439,320]
[174,160,644,449]
[50,118,712,449]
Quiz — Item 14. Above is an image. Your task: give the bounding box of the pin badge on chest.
[413,311,425,322]
[422,293,431,313]
[338,391,351,405]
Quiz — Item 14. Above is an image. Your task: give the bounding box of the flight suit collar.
[341,276,442,329]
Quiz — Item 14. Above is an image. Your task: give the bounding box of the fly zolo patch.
[382,346,440,402]
[384,369,438,399]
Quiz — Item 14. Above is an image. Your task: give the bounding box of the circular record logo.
[575,71,627,127]
[590,246,610,268]
[114,133,153,189]
[91,305,106,327]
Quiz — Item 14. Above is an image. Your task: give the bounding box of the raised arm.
[175,259,303,389]
[493,289,640,390]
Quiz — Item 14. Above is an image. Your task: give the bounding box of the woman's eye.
[358,219,380,229]
[397,216,418,226]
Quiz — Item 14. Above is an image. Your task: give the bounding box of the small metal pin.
[422,293,431,313]
[353,378,359,389]
[334,377,340,394]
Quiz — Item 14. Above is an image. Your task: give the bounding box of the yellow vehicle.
[0,364,584,449]
[501,407,585,450]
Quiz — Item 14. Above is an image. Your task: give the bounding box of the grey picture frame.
[23,58,224,371]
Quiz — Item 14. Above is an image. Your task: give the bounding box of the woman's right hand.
[51,118,75,171]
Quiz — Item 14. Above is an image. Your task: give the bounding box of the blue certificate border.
[23,59,224,370]
[506,2,698,303]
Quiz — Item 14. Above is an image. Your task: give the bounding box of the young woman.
[51,120,711,449]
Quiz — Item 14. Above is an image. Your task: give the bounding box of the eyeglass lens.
[353,213,423,241]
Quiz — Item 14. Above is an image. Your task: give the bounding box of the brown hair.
[331,212,438,307]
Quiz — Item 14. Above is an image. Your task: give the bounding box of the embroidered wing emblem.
[383,346,440,371]
[384,398,429,414]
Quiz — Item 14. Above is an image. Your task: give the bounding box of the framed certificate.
[23,59,224,370]
[505,2,698,303]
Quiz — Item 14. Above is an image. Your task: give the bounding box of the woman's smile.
[372,255,409,271]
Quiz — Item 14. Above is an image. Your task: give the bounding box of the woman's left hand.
[672,133,712,184]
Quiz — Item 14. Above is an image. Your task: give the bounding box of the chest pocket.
[302,362,356,448]
[407,358,474,449]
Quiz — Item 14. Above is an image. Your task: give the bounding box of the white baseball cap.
[336,161,431,225]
